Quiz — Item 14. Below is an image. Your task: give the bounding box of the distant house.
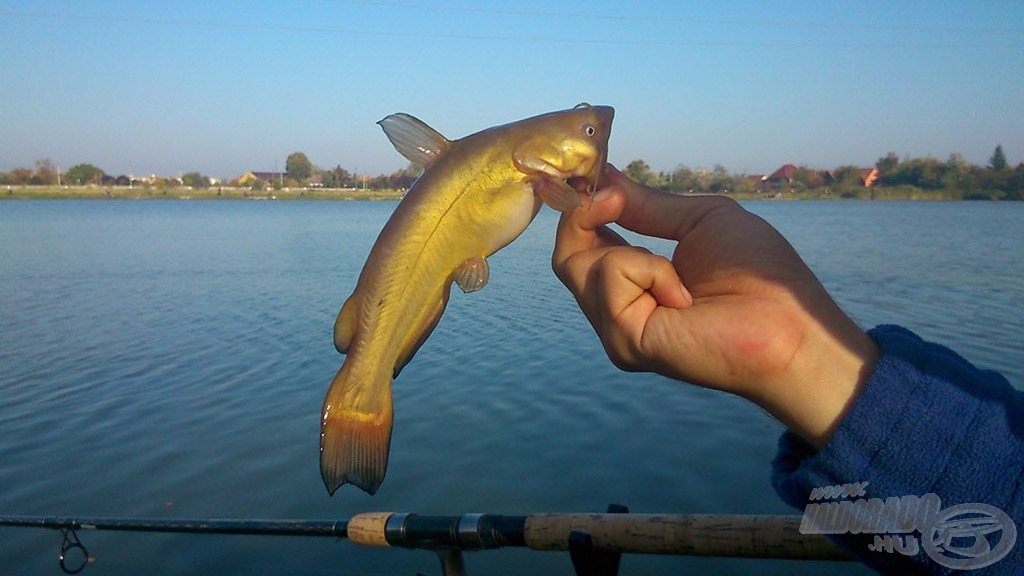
[766,164,800,183]
[766,164,823,186]
[860,168,879,188]
[237,171,284,186]
[823,167,879,188]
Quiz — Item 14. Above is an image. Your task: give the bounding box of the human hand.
[552,165,879,448]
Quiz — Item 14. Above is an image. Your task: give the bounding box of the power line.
[2,9,1022,49]
[314,0,1024,35]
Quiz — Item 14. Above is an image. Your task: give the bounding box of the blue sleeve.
[771,325,1024,575]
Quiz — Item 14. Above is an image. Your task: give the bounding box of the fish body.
[321,104,614,495]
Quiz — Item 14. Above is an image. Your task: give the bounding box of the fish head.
[512,103,614,200]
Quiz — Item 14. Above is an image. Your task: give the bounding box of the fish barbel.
[320,103,614,495]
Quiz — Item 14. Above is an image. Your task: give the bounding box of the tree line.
[278,152,421,191]
[621,145,1021,200]
[3,146,1020,200]
[0,152,423,192]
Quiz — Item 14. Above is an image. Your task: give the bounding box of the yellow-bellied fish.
[321,103,614,495]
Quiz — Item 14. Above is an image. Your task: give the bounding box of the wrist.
[754,309,880,450]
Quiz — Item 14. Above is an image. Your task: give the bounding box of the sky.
[2,0,1022,180]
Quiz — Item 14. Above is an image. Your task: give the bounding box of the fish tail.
[319,362,393,495]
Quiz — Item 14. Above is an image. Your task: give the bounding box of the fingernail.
[680,282,693,306]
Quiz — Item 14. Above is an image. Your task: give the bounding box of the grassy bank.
[2,184,1012,202]
[724,187,967,201]
[2,185,405,201]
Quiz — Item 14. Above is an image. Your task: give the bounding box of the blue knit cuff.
[770,324,1024,573]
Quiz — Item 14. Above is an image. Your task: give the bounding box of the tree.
[181,172,210,188]
[793,167,821,188]
[286,152,313,182]
[623,159,655,186]
[6,168,33,185]
[709,164,735,193]
[66,163,106,185]
[831,165,864,187]
[876,152,899,175]
[385,164,422,190]
[667,165,697,192]
[320,165,353,188]
[989,145,1008,171]
[879,156,945,189]
[942,153,975,193]
[32,158,59,185]
[1005,164,1024,200]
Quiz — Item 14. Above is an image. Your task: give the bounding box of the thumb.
[552,181,630,270]
[604,165,724,243]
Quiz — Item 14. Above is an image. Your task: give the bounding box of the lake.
[1,199,1021,576]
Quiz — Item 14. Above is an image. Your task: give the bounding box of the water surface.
[1,199,1020,575]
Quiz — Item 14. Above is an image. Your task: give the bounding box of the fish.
[319,103,614,495]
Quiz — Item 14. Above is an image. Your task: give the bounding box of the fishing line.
[311,0,1024,34]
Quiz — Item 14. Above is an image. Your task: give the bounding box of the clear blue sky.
[3,1,1022,179]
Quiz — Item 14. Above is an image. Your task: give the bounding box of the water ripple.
[3,200,1019,575]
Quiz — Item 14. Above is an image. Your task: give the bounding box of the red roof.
[766,164,799,181]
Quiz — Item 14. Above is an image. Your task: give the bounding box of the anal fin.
[393,287,449,379]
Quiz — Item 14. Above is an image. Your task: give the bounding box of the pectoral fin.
[377,113,451,169]
[532,177,582,213]
[453,255,489,293]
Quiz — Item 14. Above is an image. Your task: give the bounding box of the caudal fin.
[319,363,393,495]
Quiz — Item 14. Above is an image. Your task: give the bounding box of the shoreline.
[1,185,1013,202]
[1,185,406,201]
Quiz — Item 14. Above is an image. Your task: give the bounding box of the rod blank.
[0,512,853,561]
[0,516,347,538]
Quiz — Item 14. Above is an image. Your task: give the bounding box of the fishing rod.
[1,507,854,575]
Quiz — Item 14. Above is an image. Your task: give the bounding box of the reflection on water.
[1,199,1020,575]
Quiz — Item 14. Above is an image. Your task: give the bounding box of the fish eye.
[582,124,596,137]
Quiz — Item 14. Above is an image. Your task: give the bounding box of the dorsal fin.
[377,113,451,169]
